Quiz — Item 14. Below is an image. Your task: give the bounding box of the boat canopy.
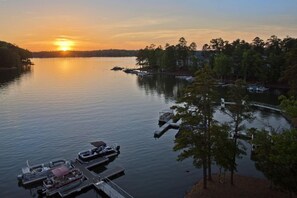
[90,141,106,148]
[51,165,69,177]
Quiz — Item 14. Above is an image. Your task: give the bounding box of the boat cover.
[51,165,69,177]
[90,141,106,148]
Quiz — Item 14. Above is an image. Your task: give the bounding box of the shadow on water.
[137,76,286,105]
[0,67,32,90]
[216,86,285,105]
[136,74,188,101]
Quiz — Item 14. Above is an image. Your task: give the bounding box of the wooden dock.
[154,119,181,138]
[76,156,109,167]
[95,181,125,198]
[95,178,133,198]
[44,158,128,198]
[251,102,281,112]
[221,98,281,112]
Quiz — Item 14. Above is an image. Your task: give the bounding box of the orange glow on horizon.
[54,39,75,51]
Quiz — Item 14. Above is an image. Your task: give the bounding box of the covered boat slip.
[91,141,107,147]
[18,141,129,197]
[46,158,126,198]
[18,159,72,186]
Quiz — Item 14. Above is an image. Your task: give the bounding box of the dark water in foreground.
[0,58,290,198]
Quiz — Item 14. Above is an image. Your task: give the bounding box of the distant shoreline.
[32,49,138,58]
[32,56,137,58]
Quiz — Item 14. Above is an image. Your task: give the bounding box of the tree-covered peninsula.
[137,36,297,195]
[0,41,32,71]
[172,61,297,196]
[136,36,297,95]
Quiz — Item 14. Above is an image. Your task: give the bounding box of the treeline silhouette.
[33,49,138,58]
[136,36,297,93]
[0,41,32,89]
[0,41,32,70]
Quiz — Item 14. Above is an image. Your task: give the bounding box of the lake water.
[0,57,291,198]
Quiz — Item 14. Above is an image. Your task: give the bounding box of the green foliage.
[225,79,253,125]
[136,37,198,71]
[213,53,231,80]
[211,124,234,171]
[0,47,20,68]
[136,45,160,68]
[173,67,217,188]
[252,129,297,195]
[223,79,253,184]
[279,95,297,117]
[0,41,32,69]
[161,45,177,70]
[241,49,264,81]
[136,35,297,87]
[173,67,244,188]
[201,35,297,85]
[282,48,297,95]
[209,38,227,52]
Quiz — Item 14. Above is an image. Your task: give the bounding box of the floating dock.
[221,98,281,112]
[44,158,131,198]
[154,119,181,138]
[95,178,133,198]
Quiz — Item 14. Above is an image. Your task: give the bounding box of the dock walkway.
[154,119,181,138]
[222,98,281,112]
[95,177,133,198]
[45,158,127,198]
[96,181,125,198]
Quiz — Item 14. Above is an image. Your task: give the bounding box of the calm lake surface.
[0,57,291,198]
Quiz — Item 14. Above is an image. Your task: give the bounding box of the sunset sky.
[1,0,297,51]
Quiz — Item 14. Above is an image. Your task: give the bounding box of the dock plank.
[45,159,126,197]
[154,119,181,138]
[99,166,125,179]
[95,181,125,198]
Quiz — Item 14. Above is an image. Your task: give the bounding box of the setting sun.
[54,39,74,51]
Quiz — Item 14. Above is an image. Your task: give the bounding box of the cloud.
[108,27,297,49]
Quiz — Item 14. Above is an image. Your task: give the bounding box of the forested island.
[33,49,137,58]
[136,36,297,95]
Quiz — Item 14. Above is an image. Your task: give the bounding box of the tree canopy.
[0,41,32,69]
[136,37,198,72]
[251,129,297,196]
[172,67,246,188]
[136,36,297,95]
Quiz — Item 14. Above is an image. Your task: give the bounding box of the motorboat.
[78,141,120,161]
[111,66,123,71]
[17,159,72,185]
[247,84,269,93]
[40,166,84,196]
[256,86,269,92]
[175,75,194,82]
[137,71,152,77]
[158,110,174,125]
